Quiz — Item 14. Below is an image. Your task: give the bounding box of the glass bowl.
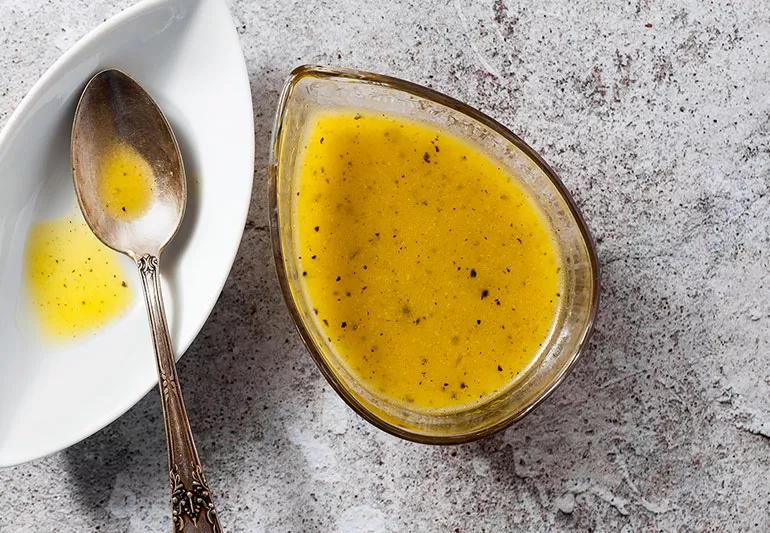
[269,65,599,443]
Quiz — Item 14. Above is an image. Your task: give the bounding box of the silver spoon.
[71,69,222,533]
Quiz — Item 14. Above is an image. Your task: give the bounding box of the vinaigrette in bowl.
[270,65,598,443]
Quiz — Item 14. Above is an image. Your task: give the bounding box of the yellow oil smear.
[295,111,562,412]
[25,215,132,339]
[98,141,154,220]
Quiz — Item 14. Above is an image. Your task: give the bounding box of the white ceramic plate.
[0,0,254,466]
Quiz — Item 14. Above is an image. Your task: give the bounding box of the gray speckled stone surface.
[2,0,770,531]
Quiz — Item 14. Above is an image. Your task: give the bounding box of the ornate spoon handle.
[137,254,222,533]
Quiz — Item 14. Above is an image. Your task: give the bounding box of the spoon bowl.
[71,69,185,257]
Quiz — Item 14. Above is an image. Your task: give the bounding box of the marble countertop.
[2,1,769,531]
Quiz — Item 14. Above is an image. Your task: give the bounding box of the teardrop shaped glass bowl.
[269,65,599,443]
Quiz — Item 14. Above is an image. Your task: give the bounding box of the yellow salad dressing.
[98,141,155,220]
[25,215,132,339]
[295,110,562,412]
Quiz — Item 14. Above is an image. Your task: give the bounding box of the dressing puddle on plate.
[294,110,563,412]
[25,215,131,339]
[24,141,154,339]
